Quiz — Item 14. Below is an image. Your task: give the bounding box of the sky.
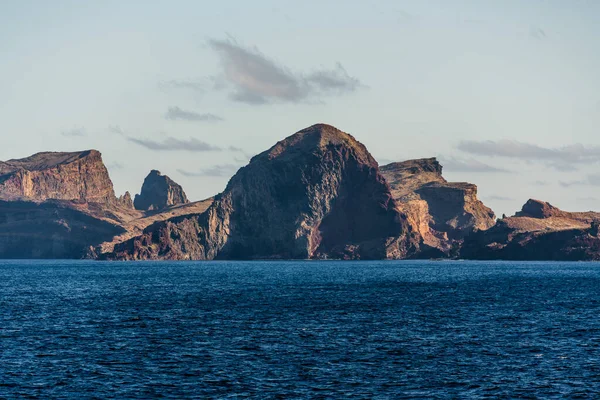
[1,0,599,216]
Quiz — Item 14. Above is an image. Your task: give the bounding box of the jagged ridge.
[106,124,420,260]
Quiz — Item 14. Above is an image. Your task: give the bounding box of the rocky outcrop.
[133,170,189,211]
[0,150,115,203]
[117,191,134,209]
[381,158,495,256]
[0,200,125,259]
[461,199,600,260]
[106,124,421,260]
[0,150,213,258]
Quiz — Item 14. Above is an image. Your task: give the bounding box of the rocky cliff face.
[0,150,116,203]
[106,124,420,260]
[133,170,189,211]
[117,191,134,209]
[380,158,495,255]
[0,200,125,258]
[461,199,600,260]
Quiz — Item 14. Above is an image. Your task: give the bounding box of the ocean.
[1,260,599,398]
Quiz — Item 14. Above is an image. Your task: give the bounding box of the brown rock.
[381,158,495,255]
[460,199,600,260]
[0,199,125,259]
[0,150,116,203]
[117,191,134,209]
[106,124,420,260]
[133,170,189,211]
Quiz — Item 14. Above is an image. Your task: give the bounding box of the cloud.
[165,106,223,122]
[107,162,124,170]
[532,180,550,186]
[485,195,515,201]
[559,174,600,187]
[530,27,547,40]
[127,136,222,152]
[109,125,125,136]
[207,38,362,104]
[177,164,241,177]
[305,63,361,94]
[62,127,86,137]
[160,79,205,93]
[457,139,600,170]
[438,156,512,173]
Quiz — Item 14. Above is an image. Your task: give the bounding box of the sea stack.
[133,170,189,211]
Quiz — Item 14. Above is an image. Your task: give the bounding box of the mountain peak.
[515,199,562,219]
[134,170,189,211]
[256,123,375,166]
[0,149,114,203]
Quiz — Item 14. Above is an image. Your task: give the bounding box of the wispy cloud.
[532,180,550,186]
[559,174,600,188]
[530,27,547,40]
[127,136,222,152]
[108,125,125,136]
[207,38,362,104]
[484,195,515,202]
[160,79,205,93]
[457,139,600,170]
[177,163,241,177]
[62,127,86,137]
[438,156,512,173]
[107,162,124,170]
[165,106,223,122]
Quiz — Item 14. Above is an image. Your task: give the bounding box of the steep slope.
[134,170,189,211]
[0,200,125,259]
[381,158,495,255]
[106,124,420,260]
[461,199,600,260]
[0,150,115,203]
[0,150,213,258]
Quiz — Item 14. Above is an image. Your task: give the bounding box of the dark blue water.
[1,261,600,398]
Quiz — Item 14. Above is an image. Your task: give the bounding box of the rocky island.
[1,123,598,261]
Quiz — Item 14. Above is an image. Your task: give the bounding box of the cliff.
[0,150,115,203]
[380,158,495,256]
[106,124,420,260]
[461,199,600,260]
[0,150,213,258]
[134,170,189,211]
[0,200,125,258]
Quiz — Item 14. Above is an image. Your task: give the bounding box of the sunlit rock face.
[107,124,421,260]
[0,150,116,203]
[461,199,600,260]
[381,157,496,256]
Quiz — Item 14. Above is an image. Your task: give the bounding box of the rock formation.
[0,200,125,259]
[0,150,210,259]
[461,199,600,260]
[106,124,421,260]
[0,150,115,203]
[380,158,495,256]
[133,170,189,211]
[117,191,134,209]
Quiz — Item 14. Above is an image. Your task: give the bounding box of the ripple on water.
[0,260,600,398]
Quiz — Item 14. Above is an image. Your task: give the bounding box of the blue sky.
[1,0,599,215]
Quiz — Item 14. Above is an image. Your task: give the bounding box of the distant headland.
[1,123,599,261]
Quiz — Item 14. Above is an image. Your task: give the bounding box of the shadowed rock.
[133,170,189,211]
[106,124,420,260]
[461,199,600,260]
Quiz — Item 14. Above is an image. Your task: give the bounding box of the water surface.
[1,260,600,398]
